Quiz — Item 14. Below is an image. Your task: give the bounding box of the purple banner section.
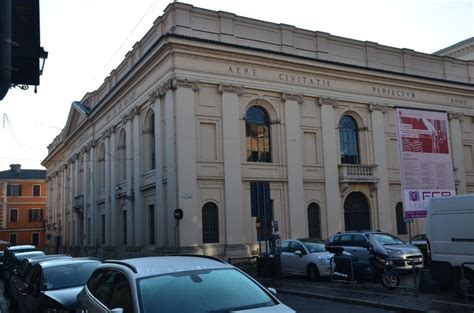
[405,211,427,218]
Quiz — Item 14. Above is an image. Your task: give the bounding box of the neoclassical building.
[42,2,474,259]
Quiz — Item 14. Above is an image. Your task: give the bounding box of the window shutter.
[19,185,22,196]
[29,209,32,222]
[39,209,43,221]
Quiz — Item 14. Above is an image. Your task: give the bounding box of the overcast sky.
[0,0,472,170]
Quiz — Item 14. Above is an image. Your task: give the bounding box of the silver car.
[281,239,333,280]
[329,231,424,271]
[76,255,295,313]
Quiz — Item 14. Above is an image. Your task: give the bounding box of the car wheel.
[453,268,473,299]
[382,270,400,289]
[308,264,320,281]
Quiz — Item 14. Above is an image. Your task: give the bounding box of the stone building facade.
[42,3,474,259]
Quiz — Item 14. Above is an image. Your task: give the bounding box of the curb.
[276,288,426,313]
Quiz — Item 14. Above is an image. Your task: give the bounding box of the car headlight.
[387,249,402,256]
[317,256,331,263]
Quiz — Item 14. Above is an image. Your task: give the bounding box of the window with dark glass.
[202,202,219,243]
[32,233,40,246]
[307,203,321,238]
[396,202,407,235]
[10,234,17,245]
[339,115,360,164]
[10,209,18,222]
[29,208,42,222]
[149,205,155,245]
[7,184,21,196]
[245,106,271,162]
[33,185,40,196]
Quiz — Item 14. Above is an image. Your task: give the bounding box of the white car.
[281,238,333,281]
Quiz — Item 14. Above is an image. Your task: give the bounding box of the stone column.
[175,79,199,248]
[449,112,467,194]
[83,149,89,246]
[131,107,143,247]
[219,84,245,245]
[73,156,79,246]
[319,97,342,235]
[61,165,67,247]
[150,91,165,246]
[109,129,117,246]
[283,93,306,238]
[125,113,134,245]
[68,159,73,246]
[370,103,392,233]
[88,141,97,247]
[164,81,177,247]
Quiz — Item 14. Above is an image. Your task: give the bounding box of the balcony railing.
[338,164,379,192]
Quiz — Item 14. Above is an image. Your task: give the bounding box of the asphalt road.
[277,292,398,313]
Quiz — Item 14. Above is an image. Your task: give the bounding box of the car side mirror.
[111,308,124,313]
[368,244,374,252]
[294,250,303,257]
[267,287,277,295]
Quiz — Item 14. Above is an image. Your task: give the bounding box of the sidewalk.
[237,263,474,313]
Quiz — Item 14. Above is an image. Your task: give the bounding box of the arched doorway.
[344,192,371,231]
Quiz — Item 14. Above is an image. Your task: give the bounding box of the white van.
[427,194,474,296]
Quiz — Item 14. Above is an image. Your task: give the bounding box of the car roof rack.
[104,260,138,273]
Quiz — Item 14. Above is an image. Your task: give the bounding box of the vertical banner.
[395,108,456,218]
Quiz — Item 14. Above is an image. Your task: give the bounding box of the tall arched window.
[97,143,106,190]
[245,106,271,162]
[307,203,322,238]
[396,202,407,235]
[116,129,126,182]
[339,115,360,164]
[202,202,219,243]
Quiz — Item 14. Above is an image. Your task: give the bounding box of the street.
[277,293,398,313]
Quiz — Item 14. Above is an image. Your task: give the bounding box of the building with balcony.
[0,164,47,249]
[42,2,474,259]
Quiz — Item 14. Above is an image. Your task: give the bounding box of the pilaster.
[282,93,306,238]
[220,84,245,245]
[448,112,467,194]
[370,103,392,233]
[132,107,143,247]
[319,97,342,235]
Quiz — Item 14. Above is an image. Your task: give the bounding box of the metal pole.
[408,221,412,245]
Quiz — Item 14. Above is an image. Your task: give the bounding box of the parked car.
[9,254,72,310]
[4,250,44,298]
[76,255,295,313]
[17,258,101,313]
[280,238,333,280]
[3,245,36,280]
[328,231,424,271]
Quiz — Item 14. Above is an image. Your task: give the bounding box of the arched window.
[98,143,106,190]
[116,130,126,182]
[245,106,271,162]
[396,202,407,235]
[339,115,360,164]
[202,202,219,243]
[307,203,322,238]
[344,192,371,231]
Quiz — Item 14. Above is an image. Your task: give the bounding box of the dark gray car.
[329,231,424,271]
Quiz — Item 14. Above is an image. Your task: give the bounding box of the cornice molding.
[369,102,388,113]
[318,97,338,108]
[281,93,304,104]
[218,84,243,96]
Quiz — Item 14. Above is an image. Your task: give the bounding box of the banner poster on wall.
[395,108,456,218]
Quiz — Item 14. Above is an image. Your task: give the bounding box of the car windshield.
[43,262,99,290]
[302,242,327,253]
[372,233,405,245]
[138,268,276,313]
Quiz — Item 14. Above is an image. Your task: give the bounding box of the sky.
[0,0,472,170]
